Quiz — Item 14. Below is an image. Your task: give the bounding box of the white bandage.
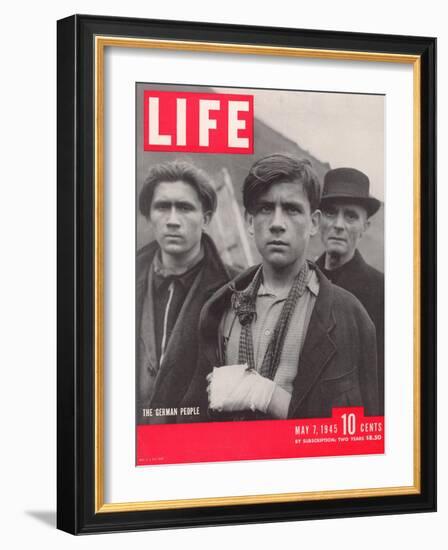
[207,364,276,414]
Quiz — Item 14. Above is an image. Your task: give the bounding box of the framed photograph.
[57,14,436,534]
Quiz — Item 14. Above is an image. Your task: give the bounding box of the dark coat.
[316,249,384,414]
[136,233,236,424]
[182,264,380,421]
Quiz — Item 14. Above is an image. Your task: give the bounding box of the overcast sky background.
[216,87,385,201]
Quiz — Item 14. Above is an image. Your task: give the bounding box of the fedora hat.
[320,167,381,218]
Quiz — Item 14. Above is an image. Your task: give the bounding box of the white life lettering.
[199,99,220,147]
[228,100,249,148]
[148,97,171,145]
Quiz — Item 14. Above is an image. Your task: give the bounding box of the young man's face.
[246,181,320,272]
[320,202,369,264]
[149,180,211,261]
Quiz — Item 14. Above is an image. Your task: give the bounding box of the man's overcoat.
[136,233,235,423]
[182,264,380,420]
[316,249,384,413]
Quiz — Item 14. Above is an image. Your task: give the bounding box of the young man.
[316,167,384,413]
[183,154,379,421]
[136,160,236,424]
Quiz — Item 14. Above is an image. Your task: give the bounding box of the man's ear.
[244,210,255,237]
[202,211,212,228]
[310,209,321,237]
[363,219,371,233]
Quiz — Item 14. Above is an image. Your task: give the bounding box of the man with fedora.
[316,167,384,414]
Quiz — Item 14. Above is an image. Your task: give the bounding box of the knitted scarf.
[231,261,310,380]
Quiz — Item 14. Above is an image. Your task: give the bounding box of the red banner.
[137,407,384,466]
[143,90,254,154]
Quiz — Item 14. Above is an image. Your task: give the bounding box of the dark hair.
[139,160,217,218]
[243,154,322,213]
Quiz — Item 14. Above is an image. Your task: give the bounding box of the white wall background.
[0,0,443,547]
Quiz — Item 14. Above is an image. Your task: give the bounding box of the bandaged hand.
[207,364,276,414]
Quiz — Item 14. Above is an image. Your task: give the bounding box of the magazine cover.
[135,83,385,466]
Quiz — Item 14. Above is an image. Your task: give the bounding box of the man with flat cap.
[316,167,384,414]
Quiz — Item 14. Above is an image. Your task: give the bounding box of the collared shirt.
[221,268,319,395]
[151,249,204,365]
[138,247,205,405]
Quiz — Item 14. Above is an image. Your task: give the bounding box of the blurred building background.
[136,84,384,272]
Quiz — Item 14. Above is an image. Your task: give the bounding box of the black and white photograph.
[135,83,385,465]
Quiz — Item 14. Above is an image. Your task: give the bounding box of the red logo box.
[143,90,254,154]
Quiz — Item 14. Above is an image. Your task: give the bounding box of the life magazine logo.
[143,90,254,154]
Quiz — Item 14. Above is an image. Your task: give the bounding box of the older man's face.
[149,181,210,262]
[320,202,369,264]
